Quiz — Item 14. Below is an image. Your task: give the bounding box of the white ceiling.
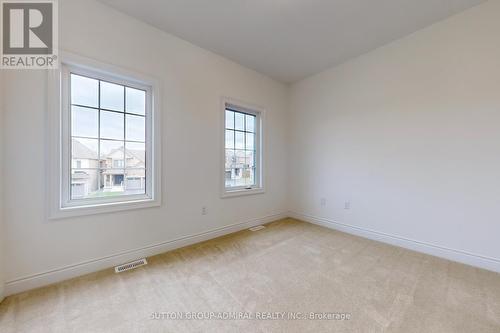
[99,0,485,83]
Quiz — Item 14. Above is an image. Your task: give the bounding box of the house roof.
[108,147,145,163]
[72,141,145,163]
[126,149,145,163]
[72,140,98,160]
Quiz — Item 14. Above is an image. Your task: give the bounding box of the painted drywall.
[0,70,5,301]
[4,0,499,296]
[2,0,288,293]
[289,0,500,270]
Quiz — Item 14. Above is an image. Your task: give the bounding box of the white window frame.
[221,97,265,198]
[48,52,161,219]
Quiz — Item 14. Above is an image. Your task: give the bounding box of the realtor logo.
[1,0,58,69]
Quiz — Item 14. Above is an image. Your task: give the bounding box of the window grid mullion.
[97,80,101,192]
[244,116,247,163]
[69,103,145,117]
[233,111,236,154]
[72,136,145,144]
[123,85,127,180]
[69,75,73,198]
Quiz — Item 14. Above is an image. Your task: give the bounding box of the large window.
[50,56,161,217]
[223,99,264,197]
[70,73,147,199]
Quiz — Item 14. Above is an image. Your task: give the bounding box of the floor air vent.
[115,258,148,273]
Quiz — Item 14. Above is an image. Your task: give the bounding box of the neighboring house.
[225,150,254,185]
[71,141,145,198]
[71,140,99,198]
[101,147,145,192]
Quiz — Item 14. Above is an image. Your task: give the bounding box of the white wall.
[2,0,288,294]
[289,0,500,271]
[0,69,5,301]
[4,0,499,297]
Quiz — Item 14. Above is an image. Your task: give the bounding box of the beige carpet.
[1,218,499,332]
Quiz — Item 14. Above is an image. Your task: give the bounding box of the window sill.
[221,188,265,199]
[49,197,160,220]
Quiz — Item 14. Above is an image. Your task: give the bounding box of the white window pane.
[100,140,124,167]
[225,149,235,169]
[125,169,146,194]
[72,138,98,167]
[227,168,241,185]
[100,81,124,111]
[126,87,145,115]
[225,167,255,188]
[126,142,145,168]
[225,110,234,129]
[245,132,255,150]
[235,112,244,131]
[233,168,246,187]
[100,111,124,140]
[245,114,255,133]
[71,74,98,107]
[71,169,99,199]
[72,106,98,138]
[235,149,245,166]
[245,168,255,186]
[126,114,146,142]
[100,170,126,196]
[225,170,235,187]
[233,168,252,187]
[235,131,244,149]
[225,130,234,149]
[245,150,255,168]
[113,159,125,168]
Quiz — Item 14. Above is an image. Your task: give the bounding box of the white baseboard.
[289,211,500,274]
[5,212,287,296]
[6,211,498,296]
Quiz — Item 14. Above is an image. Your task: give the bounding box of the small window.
[222,99,264,197]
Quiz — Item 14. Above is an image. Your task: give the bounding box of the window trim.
[48,51,162,219]
[221,97,265,198]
